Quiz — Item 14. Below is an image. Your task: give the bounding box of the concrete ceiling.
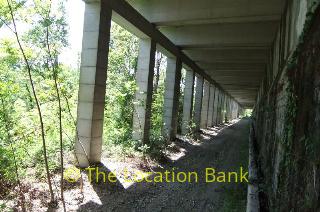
[126,0,286,107]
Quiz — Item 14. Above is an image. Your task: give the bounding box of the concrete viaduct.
[74,0,318,172]
[74,0,254,167]
[74,0,320,210]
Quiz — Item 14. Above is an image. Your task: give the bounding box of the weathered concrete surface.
[132,38,156,143]
[216,91,222,125]
[181,69,195,135]
[108,0,229,103]
[76,1,112,167]
[212,88,220,126]
[200,80,210,128]
[253,1,320,211]
[207,85,215,127]
[163,57,182,140]
[126,0,287,107]
[193,75,204,135]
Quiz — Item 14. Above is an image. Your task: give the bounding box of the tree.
[0,0,69,208]
[3,0,55,204]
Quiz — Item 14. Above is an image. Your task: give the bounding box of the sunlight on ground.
[202,118,241,137]
[65,118,244,210]
[165,143,187,161]
[100,160,153,189]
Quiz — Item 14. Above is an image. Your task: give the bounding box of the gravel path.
[78,118,250,212]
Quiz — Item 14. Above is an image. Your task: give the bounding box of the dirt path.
[78,118,250,212]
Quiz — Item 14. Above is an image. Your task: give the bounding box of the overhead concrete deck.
[76,0,289,166]
[126,0,286,107]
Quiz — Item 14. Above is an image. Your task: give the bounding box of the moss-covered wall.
[253,0,320,210]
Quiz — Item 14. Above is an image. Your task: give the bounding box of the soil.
[1,118,250,211]
[75,118,250,211]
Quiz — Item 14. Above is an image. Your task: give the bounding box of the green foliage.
[177,69,186,134]
[281,81,297,148]
[280,0,320,150]
[103,24,172,158]
[0,0,76,184]
[239,109,252,118]
[0,1,187,204]
[150,58,166,149]
[275,2,320,209]
[103,23,138,154]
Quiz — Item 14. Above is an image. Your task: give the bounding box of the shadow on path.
[78,118,250,211]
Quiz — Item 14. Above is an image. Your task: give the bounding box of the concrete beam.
[154,16,281,27]
[159,22,279,47]
[184,49,269,64]
[127,0,285,26]
[197,62,267,71]
[107,0,239,108]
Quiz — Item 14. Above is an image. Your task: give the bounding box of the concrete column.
[132,38,156,144]
[229,98,232,121]
[235,102,239,118]
[222,94,227,123]
[75,1,111,167]
[221,93,224,123]
[200,80,210,128]
[231,100,234,119]
[224,96,228,122]
[216,91,221,125]
[231,100,234,118]
[226,96,231,121]
[181,69,195,135]
[221,94,224,123]
[193,74,204,134]
[212,88,219,126]
[232,101,236,119]
[163,57,182,141]
[229,98,235,121]
[218,91,223,124]
[207,85,215,127]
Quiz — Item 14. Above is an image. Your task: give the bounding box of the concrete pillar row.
[200,80,210,128]
[207,85,215,127]
[75,1,112,167]
[181,69,195,135]
[193,74,204,135]
[162,57,182,141]
[132,38,156,144]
